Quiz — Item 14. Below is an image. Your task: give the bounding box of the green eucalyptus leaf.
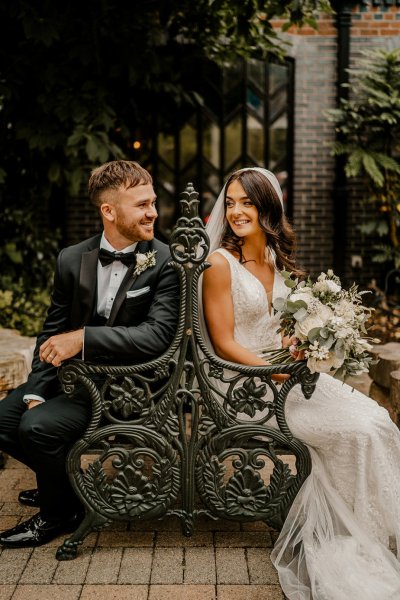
[273,297,287,312]
[320,335,335,349]
[292,299,308,310]
[287,300,300,313]
[308,327,321,343]
[293,307,308,322]
[280,270,292,279]
[284,279,297,289]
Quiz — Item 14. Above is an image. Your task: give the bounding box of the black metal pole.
[331,1,357,277]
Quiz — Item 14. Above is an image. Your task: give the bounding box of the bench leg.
[56,511,109,560]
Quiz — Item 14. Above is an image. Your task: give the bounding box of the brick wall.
[273,3,400,285]
[283,34,337,276]
[352,3,400,37]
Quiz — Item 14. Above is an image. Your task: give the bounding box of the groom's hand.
[39,329,84,367]
[25,399,44,410]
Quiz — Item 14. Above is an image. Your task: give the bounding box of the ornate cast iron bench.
[56,184,319,561]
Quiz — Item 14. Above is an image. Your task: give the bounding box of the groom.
[0,160,179,547]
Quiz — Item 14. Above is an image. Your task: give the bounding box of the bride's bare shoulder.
[206,250,231,272]
[204,250,232,283]
[208,249,238,266]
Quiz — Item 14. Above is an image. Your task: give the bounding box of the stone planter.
[0,328,35,400]
[0,328,36,468]
[369,342,400,426]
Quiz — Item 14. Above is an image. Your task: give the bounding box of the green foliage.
[0,206,60,336]
[167,0,332,63]
[0,282,50,337]
[326,49,400,268]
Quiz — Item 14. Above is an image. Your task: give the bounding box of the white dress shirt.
[96,234,138,318]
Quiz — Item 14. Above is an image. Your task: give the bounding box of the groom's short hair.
[88,160,153,208]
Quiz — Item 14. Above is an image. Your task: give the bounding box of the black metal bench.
[56,183,319,560]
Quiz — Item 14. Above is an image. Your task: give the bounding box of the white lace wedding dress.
[214,248,400,600]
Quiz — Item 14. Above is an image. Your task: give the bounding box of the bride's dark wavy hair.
[221,169,303,276]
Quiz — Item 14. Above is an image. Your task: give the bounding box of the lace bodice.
[214,248,287,354]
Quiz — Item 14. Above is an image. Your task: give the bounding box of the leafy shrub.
[326,48,400,269]
[0,207,60,336]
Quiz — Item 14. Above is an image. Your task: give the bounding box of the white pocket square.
[126,286,150,299]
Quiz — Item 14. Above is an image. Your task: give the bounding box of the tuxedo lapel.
[106,241,149,326]
[79,247,99,325]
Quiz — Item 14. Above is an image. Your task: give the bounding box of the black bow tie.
[98,248,137,268]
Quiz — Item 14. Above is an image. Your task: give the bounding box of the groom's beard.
[115,214,156,242]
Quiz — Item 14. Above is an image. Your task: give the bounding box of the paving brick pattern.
[0,457,286,599]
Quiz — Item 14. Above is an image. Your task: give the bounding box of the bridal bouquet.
[263,270,378,379]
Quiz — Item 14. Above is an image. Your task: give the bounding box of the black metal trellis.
[56,183,318,561]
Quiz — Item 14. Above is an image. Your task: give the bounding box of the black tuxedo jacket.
[25,234,180,399]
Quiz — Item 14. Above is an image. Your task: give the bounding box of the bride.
[201,167,400,599]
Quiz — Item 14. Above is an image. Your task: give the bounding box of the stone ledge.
[0,329,35,400]
[369,342,400,426]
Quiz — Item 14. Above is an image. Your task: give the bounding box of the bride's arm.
[203,253,288,381]
[203,253,267,366]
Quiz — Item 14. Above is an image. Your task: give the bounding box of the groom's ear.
[100,202,115,223]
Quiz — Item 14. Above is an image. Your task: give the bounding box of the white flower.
[325,280,341,294]
[134,250,157,276]
[305,341,330,360]
[294,303,333,341]
[307,351,344,374]
[313,280,341,295]
[335,299,356,322]
[334,327,354,339]
[329,316,344,327]
[315,303,333,321]
[313,281,329,294]
[289,289,314,305]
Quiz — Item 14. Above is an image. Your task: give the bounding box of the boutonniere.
[134,250,157,276]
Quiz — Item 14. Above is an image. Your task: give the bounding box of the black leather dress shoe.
[18,488,40,507]
[0,512,83,548]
